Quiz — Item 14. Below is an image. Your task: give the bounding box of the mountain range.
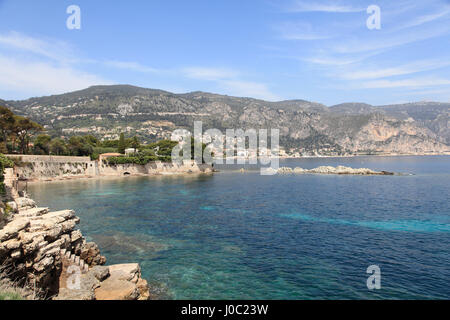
[2,85,449,156]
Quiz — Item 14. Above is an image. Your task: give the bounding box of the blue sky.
[0,0,449,105]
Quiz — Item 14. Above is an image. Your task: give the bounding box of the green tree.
[118,133,126,154]
[67,136,94,156]
[0,160,5,196]
[33,135,52,155]
[0,106,15,148]
[12,116,43,154]
[130,136,140,152]
[0,154,13,196]
[49,138,68,155]
[84,135,99,147]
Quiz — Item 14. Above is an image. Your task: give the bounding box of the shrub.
[107,153,172,166]
[0,154,14,168]
[0,154,13,196]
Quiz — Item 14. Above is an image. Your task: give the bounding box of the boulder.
[0,218,30,242]
[54,288,95,300]
[94,278,140,300]
[6,201,18,213]
[108,263,140,282]
[80,242,106,266]
[90,266,110,281]
[15,197,36,210]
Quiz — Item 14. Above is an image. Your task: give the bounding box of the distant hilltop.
[2,85,449,156]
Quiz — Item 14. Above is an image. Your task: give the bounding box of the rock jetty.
[277,166,394,175]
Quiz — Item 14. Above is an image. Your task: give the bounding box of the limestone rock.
[15,197,36,210]
[136,278,150,300]
[108,263,140,282]
[94,278,139,300]
[278,167,293,174]
[80,242,106,266]
[90,266,110,281]
[54,288,95,300]
[0,218,30,242]
[280,165,395,175]
[6,201,18,213]
[1,195,150,301]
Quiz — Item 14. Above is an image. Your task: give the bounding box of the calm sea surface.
[28,156,450,299]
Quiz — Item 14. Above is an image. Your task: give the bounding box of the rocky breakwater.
[0,196,150,300]
[278,165,395,175]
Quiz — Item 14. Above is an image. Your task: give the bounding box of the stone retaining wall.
[8,154,213,181]
[5,155,91,163]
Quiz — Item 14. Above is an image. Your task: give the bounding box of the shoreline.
[25,171,215,185]
[277,153,449,159]
[21,154,450,184]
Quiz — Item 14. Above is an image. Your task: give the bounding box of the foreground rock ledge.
[0,196,150,300]
[278,166,395,175]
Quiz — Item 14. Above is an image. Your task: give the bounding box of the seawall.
[5,155,213,181]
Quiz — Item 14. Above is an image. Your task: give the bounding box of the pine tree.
[118,133,126,154]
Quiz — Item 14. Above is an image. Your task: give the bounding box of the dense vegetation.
[0,105,193,165]
[106,138,208,165]
[0,155,14,196]
[0,106,43,154]
[106,140,178,165]
[0,105,146,160]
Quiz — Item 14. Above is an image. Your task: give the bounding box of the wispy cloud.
[302,50,384,66]
[288,1,364,13]
[397,6,450,29]
[0,31,77,63]
[0,55,110,97]
[182,66,280,101]
[182,67,239,81]
[104,60,160,73]
[0,31,110,98]
[220,80,281,101]
[333,25,450,54]
[276,22,333,41]
[361,77,450,89]
[340,60,450,80]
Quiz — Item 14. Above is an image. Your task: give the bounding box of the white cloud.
[333,25,450,54]
[341,60,450,80]
[0,55,111,98]
[0,31,77,63]
[182,67,239,81]
[104,60,160,73]
[182,67,280,101]
[277,22,332,41]
[361,77,450,89]
[221,80,281,101]
[398,7,450,29]
[288,1,364,13]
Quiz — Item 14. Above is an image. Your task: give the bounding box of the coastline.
[0,178,152,300]
[25,171,215,185]
[20,154,450,184]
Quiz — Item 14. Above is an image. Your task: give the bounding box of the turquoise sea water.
[28,156,450,299]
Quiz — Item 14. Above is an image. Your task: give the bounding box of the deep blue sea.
[28,156,450,299]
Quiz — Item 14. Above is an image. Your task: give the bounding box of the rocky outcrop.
[55,263,149,300]
[0,195,150,300]
[278,166,394,175]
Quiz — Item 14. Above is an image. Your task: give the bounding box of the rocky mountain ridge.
[3,85,449,156]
